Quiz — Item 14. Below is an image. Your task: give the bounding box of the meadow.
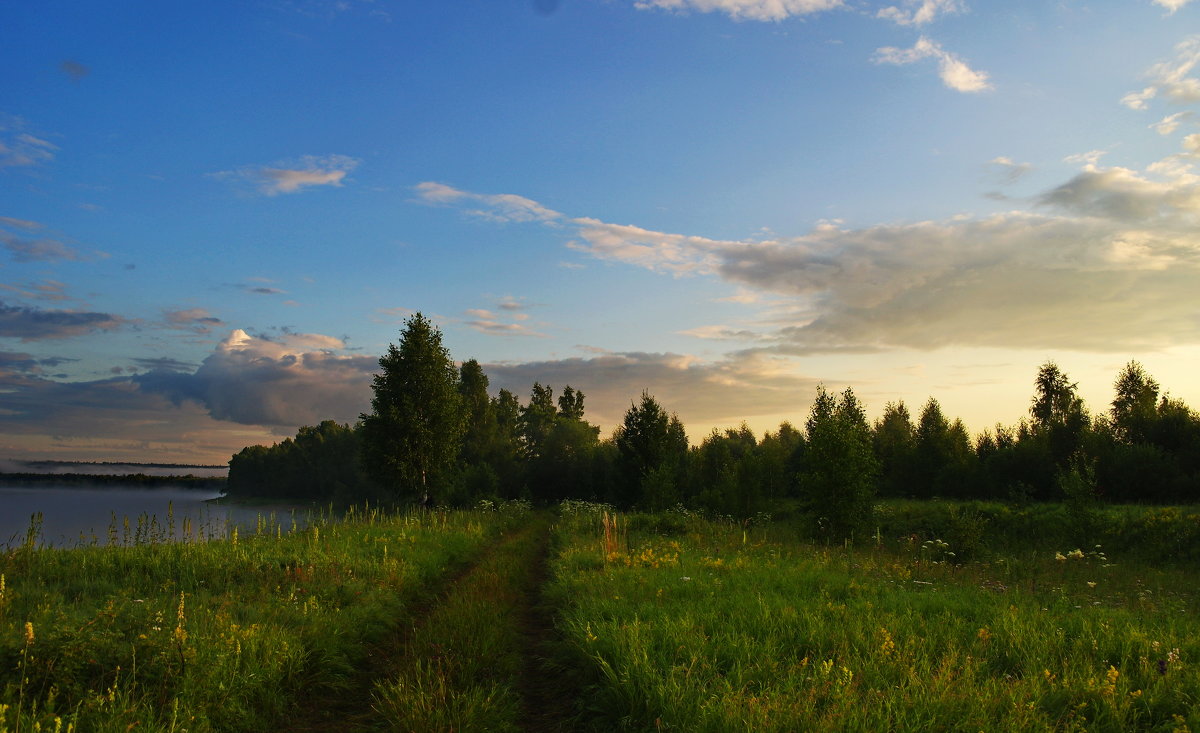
[1,500,1197,731]
[549,501,1200,732]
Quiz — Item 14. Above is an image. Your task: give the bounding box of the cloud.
[1121,36,1200,110]
[414,182,562,223]
[484,349,821,436]
[0,218,101,263]
[138,329,376,427]
[0,217,40,230]
[567,219,722,275]
[59,60,89,81]
[877,0,961,26]
[873,36,992,92]
[422,166,1200,355]
[463,302,547,337]
[0,279,71,302]
[213,155,360,196]
[1152,111,1195,135]
[1064,149,1107,166]
[1154,0,1195,14]
[1036,164,1200,221]
[678,324,769,341]
[164,308,225,334]
[0,300,125,341]
[131,357,198,373]
[989,156,1032,184]
[632,0,842,21]
[0,116,58,168]
[0,368,278,464]
[1,232,90,263]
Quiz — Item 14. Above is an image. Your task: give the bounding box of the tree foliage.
[359,313,465,503]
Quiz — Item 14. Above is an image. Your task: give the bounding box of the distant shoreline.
[0,472,226,489]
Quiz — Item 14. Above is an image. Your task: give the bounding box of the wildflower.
[1102,665,1119,696]
[1086,581,1097,588]
[1055,552,1067,561]
[1068,549,1085,559]
[879,627,896,656]
[24,621,34,646]
[977,627,992,642]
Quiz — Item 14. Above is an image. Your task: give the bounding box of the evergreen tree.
[800,386,878,541]
[359,313,465,504]
[873,400,915,497]
[614,391,687,508]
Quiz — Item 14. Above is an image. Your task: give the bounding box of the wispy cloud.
[164,307,225,335]
[0,279,72,302]
[989,156,1032,184]
[0,115,58,168]
[1121,36,1200,110]
[414,182,562,223]
[632,0,842,22]
[873,36,992,93]
[463,300,547,337]
[877,0,961,27]
[1152,111,1195,135]
[213,155,360,196]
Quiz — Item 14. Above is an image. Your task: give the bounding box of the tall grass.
[549,507,1199,731]
[0,505,516,732]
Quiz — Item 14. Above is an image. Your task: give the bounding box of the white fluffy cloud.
[140,329,376,427]
[1154,0,1195,14]
[632,0,842,22]
[873,36,992,92]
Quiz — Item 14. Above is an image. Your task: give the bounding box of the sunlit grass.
[0,505,516,732]
[549,506,1200,732]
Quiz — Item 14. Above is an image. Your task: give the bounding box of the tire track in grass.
[279,527,510,733]
[371,511,580,732]
[516,517,579,733]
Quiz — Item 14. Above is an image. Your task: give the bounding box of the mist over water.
[0,485,287,548]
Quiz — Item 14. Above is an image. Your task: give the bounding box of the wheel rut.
[280,512,580,732]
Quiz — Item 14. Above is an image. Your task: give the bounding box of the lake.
[0,485,296,548]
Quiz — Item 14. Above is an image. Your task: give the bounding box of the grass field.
[2,500,1197,731]
[549,503,1199,731]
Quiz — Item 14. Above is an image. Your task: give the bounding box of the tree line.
[228,314,1200,533]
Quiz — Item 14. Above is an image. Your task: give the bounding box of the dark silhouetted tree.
[359,313,464,504]
[799,386,878,541]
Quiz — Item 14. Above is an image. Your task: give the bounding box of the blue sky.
[3,0,1199,463]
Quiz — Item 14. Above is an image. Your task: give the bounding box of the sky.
[2,0,1199,465]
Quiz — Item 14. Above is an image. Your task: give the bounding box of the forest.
[227,314,1200,533]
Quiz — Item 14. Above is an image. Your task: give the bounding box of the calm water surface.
[0,485,295,548]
